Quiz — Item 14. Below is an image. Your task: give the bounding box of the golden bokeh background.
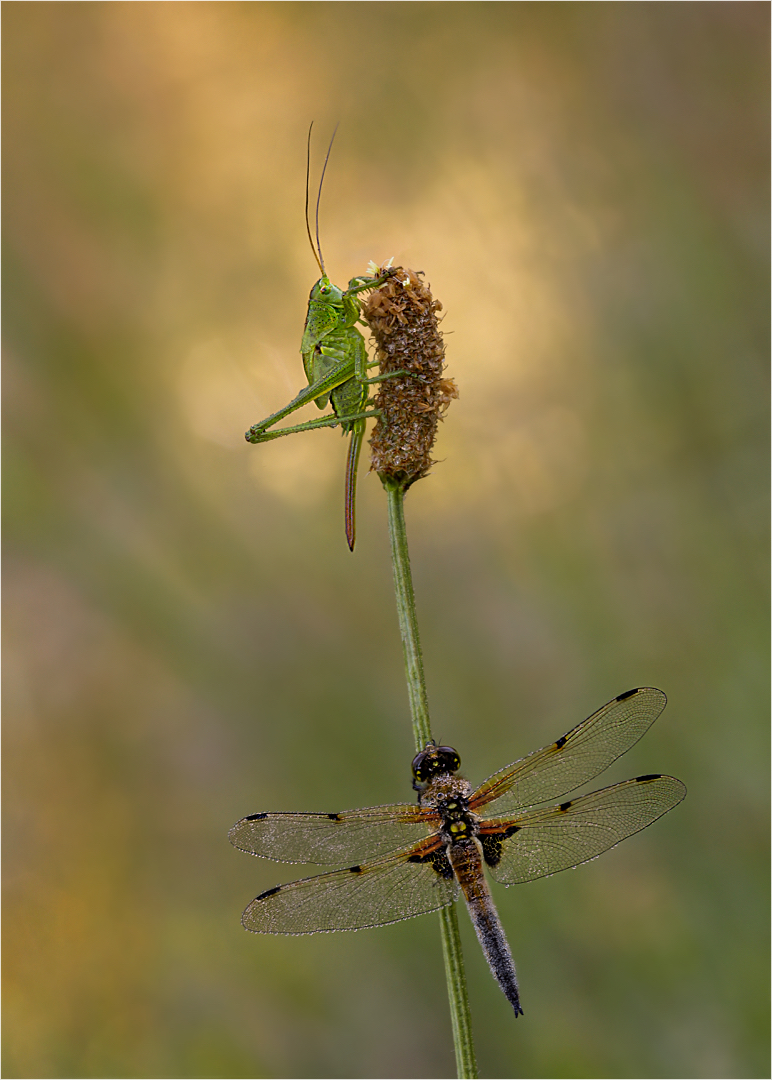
[4,4,768,1078]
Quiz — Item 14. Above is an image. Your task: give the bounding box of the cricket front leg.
[344,268,396,299]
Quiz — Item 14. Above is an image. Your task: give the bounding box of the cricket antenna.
[305,123,324,276]
[315,123,339,277]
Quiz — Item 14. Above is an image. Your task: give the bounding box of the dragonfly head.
[411,743,461,789]
[309,276,345,305]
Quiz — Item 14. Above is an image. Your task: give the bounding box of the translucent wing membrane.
[241,842,459,934]
[470,687,668,816]
[228,803,437,865]
[483,774,686,885]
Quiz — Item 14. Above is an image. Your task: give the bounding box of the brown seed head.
[363,267,458,489]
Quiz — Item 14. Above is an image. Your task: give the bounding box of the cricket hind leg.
[245,408,380,444]
[246,359,363,442]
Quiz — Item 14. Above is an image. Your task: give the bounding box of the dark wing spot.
[349,865,363,874]
[255,885,281,900]
[635,773,662,782]
[327,813,341,821]
[481,834,504,868]
[554,735,567,749]
[427,849,454,879]
[559,800,572,811]
[409,847,453,879]
[617,688,639,701]
[244,813,268,821]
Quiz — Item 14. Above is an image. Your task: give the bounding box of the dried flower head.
[364,267,458,489]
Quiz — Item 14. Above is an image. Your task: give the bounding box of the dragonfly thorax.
[417,769,475,818]
[433,790,480,846]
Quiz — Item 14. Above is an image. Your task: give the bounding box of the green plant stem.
[439,906,479,1079]
[383,477,479,1080]
[384,479,432,750]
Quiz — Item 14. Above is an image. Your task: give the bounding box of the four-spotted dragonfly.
[229,687,685,1016]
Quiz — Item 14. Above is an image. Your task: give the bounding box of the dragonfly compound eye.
[435,746,461,773]
[411,744,461,782]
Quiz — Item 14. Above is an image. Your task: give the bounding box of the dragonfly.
[229,687,685,1016]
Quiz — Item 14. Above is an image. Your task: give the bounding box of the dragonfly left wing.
[479,773,686,885]
[241,837,459,934]
[229,803,437,866]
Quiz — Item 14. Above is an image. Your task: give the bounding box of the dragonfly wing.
[470,687,668,816]
[482,774,686,885]
[229,803,438,865]
[241,840,459,934]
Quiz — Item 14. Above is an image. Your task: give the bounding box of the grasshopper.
[246,126,397,551]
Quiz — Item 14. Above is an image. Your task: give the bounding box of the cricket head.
[308,275,346,306]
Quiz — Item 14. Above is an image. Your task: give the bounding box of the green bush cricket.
[245,126,397,550]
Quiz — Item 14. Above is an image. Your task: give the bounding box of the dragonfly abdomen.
[449,836,524,1017]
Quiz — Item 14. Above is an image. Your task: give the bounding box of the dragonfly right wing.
[470,687,668,817]
[229,803,438,865]
[241,838,459,935]
[480,773,686,885]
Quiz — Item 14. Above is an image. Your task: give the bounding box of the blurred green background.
[4,3,769,1078]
